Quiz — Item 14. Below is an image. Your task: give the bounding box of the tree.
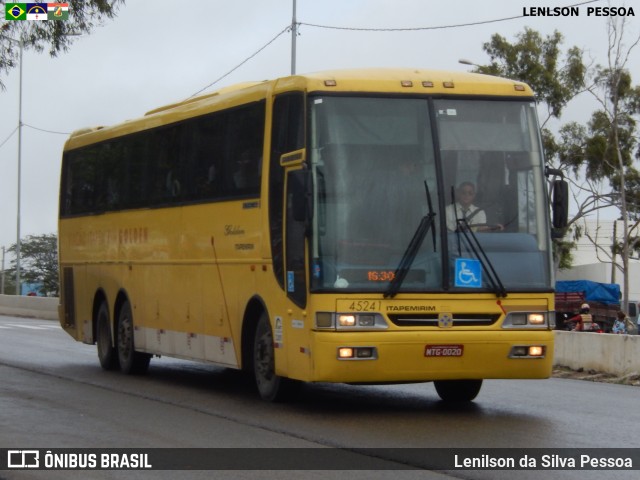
[580,17,640,312]
[475,24,640,305]
[1,0,124,88]
[6,234,59,296]
[478,27,587,127]
[548,17,640,313]
[475,27,592,267]
[1,247,17,295]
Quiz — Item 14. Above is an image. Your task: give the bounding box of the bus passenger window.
[166,170,181,198]
[233,149,261,191]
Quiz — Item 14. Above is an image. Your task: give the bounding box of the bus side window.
[188,113,226,201]
[269,92,305,291]
[286,170,308,308]
[226,103,265,198]
[233,148,262,192]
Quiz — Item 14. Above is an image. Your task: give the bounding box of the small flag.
[26,2,48,20]
[5,3,27,20]
[47,2,69,20]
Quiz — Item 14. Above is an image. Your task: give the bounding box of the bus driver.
[445,181,503,232]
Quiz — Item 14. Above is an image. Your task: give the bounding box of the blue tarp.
[555,280,621,305]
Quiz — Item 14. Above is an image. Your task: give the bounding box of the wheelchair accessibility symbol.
[455,258,482,288]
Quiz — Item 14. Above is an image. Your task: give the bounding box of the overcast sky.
[0,0,638,252]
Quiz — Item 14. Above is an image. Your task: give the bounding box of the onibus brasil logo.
[5,3,69,21]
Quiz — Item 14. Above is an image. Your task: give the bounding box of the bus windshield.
[309,96,552,294]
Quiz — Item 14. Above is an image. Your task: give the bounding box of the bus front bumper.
[307,330,554,383]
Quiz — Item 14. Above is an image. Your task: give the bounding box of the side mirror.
[552,179,568,230]
[289,169,313,223]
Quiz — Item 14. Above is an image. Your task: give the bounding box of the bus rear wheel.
[434,379,482,402]
[253,313,297,402]
[96,302,119,370]
[117,300,151,375]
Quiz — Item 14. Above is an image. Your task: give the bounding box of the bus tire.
[434,379,482,402]
[117,300,151,375]
[253,312,296,402]
[96,302,119,370]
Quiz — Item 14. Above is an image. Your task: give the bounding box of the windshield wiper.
[384,181,436,299]
[450,186,507,298]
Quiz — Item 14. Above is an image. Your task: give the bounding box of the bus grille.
[388,313,500,327]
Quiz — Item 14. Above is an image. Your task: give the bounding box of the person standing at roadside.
[612,310,627,334]
[618,310,638,335]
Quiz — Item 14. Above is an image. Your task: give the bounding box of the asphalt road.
[1,315,638,480]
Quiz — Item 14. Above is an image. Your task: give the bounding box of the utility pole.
[291,0,297,75]
[16,35,23,296]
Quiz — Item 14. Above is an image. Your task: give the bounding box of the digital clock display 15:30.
[367,270,396,282]
[339,268,425,283]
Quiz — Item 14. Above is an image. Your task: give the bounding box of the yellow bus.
[58,68,566,402]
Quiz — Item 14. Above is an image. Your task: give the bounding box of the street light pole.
[1,34,24,295]
[3,32,81,295]
[16,36,24,296]
[3,31,83,296]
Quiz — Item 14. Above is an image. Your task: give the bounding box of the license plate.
[425,345,464,357]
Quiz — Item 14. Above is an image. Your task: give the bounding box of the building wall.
[556,262,640,300]
[559,219,640,301]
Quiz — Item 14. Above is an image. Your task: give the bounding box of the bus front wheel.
[117,300,151,375]
[96,302,119,370]
[253,313,296,402]
[434,379,482,402]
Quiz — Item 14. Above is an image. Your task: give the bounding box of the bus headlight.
[528,313,545,325]
[502,312,549,329]
[315,312,389,330]
[338,314,356,327]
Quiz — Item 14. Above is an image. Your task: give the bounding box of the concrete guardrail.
[1,295,639,376]
[553,330,640,377]
[0,294,59,321]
